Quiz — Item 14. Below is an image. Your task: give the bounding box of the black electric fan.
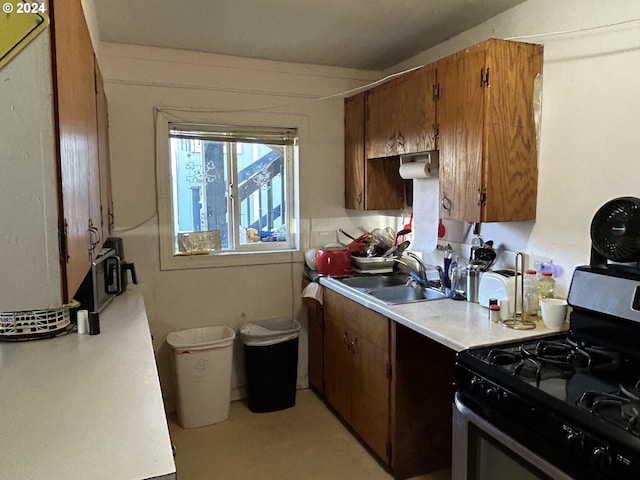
[590,196,640,268]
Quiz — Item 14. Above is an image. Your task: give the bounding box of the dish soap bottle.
[523,269,539,320]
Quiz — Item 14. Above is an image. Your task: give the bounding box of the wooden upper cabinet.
[52,0,99,298]
[344,93,404,211]
[437,39,543,222]
[344,93,366,209]
[366,66,436,158]
[96,61,114,242]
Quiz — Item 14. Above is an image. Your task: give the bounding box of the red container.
[316,247,352,277]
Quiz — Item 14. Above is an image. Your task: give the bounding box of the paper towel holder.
[399,150,439,177]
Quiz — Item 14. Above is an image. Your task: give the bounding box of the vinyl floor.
[168,388,451,480]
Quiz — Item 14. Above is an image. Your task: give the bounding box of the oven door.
[452,393,573,480]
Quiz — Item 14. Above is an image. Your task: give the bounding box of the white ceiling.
[92,0,527,71]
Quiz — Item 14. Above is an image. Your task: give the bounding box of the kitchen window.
[155,110,300,270]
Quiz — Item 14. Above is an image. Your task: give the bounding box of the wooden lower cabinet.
[391,322,456,478]
[320,287,455,479]
[323,288,390,463]
[302,279,325,395]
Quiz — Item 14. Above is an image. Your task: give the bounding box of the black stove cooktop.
[464,334,640,434]
[455,266,640,479]
[456,332,640,480]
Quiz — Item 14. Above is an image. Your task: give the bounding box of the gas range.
[455,265,640,479]
[452,197,640,480]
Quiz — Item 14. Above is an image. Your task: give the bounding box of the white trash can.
[167,326,235,428]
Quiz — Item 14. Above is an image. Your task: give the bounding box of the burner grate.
[578,381,640,437]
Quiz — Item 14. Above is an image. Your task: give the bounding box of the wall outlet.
[528,254,553,272]
[310,230,338,248]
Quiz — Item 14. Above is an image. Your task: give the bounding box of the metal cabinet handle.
[397,132,405,153]
[350,337,358,354]
[442,193,452,212]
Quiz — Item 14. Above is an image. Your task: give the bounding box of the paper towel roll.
[399,161,434,179]
[411,177,440,253]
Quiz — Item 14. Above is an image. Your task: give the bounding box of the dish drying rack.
[0,301,77,340]
[502,252,536,330]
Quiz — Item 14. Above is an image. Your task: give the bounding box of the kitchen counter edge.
[0,287,176,480]
[319,276,567,352]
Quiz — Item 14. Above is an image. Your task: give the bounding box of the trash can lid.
[239,318,300,346]
[167,325,236,351]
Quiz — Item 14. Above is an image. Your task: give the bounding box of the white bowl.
[304,248,318,270]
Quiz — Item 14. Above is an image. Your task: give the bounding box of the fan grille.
[590,197,640,262]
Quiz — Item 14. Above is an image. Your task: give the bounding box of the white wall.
[392,0,640,295]
[99,44,386,409]
[0,33,62,311]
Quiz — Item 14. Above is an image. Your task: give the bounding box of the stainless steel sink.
[338,273,409,291]
[367,285,447,304]
[338,274,447,305]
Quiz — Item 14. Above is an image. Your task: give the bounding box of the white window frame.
[155,108,302,270]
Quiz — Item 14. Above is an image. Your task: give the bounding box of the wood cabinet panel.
[322,288,391,464]
[396,67,437,155]
[96,62,114,242]
[437,39,543,222]
[302,279,324,395]
[352,334,390,462]
[323,290,355,423]
[366,67,436,158]
[345,38,542,221]
[345,66,436,211]
[390,322,456,478]
[318,287,457,478]
[365,79,399,158]
[344,93,365,209]
[52,0,99,298]
[437,50,485,222]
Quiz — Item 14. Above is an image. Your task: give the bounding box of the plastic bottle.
[522,269,539,319]
[537,271,556,303]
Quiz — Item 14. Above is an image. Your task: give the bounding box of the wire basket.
[0,305,72,341]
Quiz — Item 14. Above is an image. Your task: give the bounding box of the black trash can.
[239,318,301,413]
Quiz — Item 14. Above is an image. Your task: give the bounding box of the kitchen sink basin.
[339,273,409,291]
[338,273,447,305]
[367,285,447,305]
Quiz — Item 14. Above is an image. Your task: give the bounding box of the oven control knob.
[566,432,585,455]
[470,376,484,395]
[592,447,612,471]
[485,387,501,404]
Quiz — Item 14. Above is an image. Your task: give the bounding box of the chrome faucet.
[398,252,446,293]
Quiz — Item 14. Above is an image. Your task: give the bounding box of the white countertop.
[320,277,568,352]
[0,288,176,480]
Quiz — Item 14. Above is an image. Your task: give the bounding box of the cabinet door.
[95,61,114,241]
[366,67,436,158]
[482,40,542,222]
[52,0,99,299]
[344,93,365,210]
[305,297,324,395]
[437,51,485,222]
[396,67,437,154]
[366,79,399,159]
[351,328,390,464]
[323,289,354,424]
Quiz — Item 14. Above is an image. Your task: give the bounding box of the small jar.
[489,304,501,323]
[523,269,539,319]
